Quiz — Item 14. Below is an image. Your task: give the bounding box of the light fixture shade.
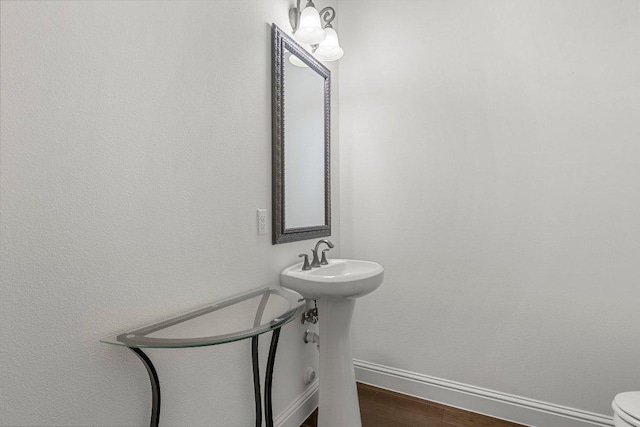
[314,27,344,61]
[294,6,326,45]
[288,52,309,68]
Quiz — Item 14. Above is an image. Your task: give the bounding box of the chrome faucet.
[310,239,334,268]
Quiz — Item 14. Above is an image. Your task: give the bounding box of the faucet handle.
[298,254,311,271]
[320,248,330,265]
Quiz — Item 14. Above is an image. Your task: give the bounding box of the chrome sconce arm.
[319,6,336,29]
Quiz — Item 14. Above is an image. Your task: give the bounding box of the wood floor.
[301,382,526,427]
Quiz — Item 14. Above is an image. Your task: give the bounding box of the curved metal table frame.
[101,287,303,427]
[129,329,281,427]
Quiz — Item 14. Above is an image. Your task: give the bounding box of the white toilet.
[613,392,640,427]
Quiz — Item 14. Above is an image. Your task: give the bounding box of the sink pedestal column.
[316,297,361,427]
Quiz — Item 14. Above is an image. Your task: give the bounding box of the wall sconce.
[289,0,344,62]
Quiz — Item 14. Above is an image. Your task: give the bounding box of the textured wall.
[0,1,338,425]
[339,0,640,416]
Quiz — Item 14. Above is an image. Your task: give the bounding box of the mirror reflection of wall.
[284,52,326,229]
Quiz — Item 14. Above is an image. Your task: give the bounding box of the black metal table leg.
[251,336,262,427]
[129,348,161,427]
[264,328,281,427]
[128,328,281,427]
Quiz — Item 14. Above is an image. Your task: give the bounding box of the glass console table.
[101,286,306,427]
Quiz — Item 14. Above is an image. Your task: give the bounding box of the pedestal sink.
[281,259,384,427]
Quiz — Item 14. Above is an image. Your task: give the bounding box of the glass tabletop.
[101,286,305,349]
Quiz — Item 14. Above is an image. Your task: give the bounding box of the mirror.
[272,24,331,244]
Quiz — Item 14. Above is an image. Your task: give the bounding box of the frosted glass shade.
[289,52,309,68]
[294,6,326,45]
[314,27,343,61]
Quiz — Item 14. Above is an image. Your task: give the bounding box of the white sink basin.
[280,259,384,299]
[280,258,384,427]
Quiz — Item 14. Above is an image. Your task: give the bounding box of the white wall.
[0,1,339,425]
[340,0,640,417]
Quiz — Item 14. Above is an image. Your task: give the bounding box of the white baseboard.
[275,380,319,427]
[354,359,614,427]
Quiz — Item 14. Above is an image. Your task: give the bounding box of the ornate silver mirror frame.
[272,24,331,244]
